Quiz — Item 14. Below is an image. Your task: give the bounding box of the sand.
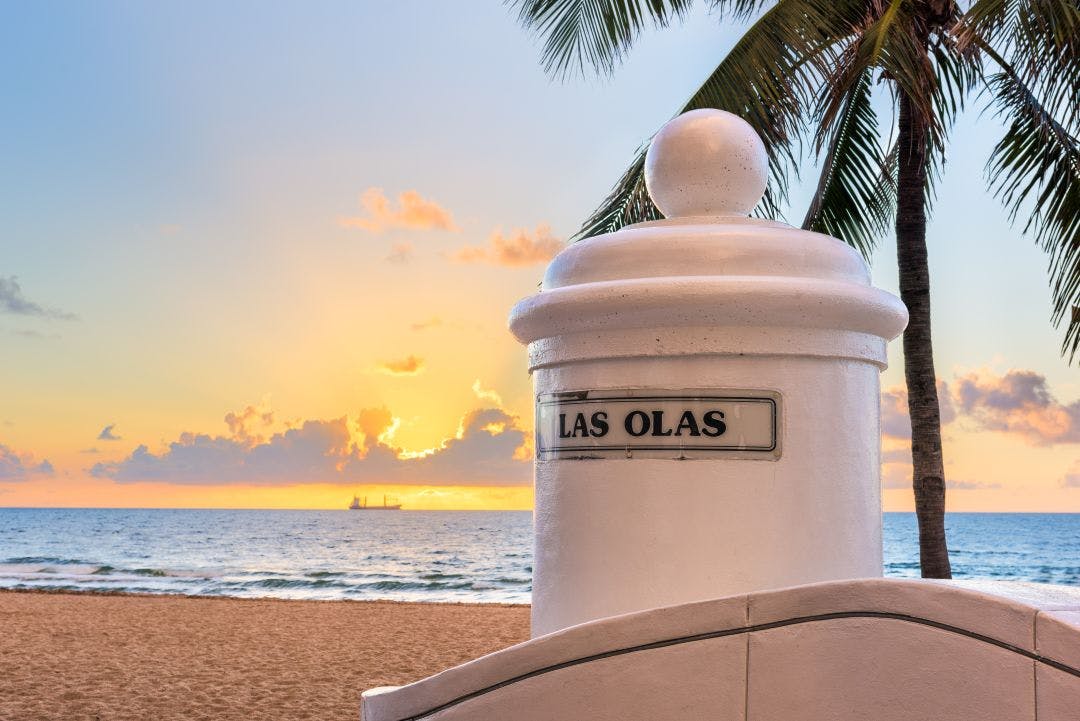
[0,590,530,721]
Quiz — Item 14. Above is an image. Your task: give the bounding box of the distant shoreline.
[0,506,536,512]
[0,586,529,606]
[3,507,1080,513]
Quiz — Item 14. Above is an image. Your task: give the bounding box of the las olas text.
[558,409,727,439]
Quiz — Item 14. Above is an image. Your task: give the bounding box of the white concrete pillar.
[510,109,908,637]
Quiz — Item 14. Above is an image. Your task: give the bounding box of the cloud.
[376,355,425,376]
[879,367,1080,446]
[385,241,414,263]
[881,381,956,440]
[0,276,78,320]
[410,316,442,331]
[0,443,55,481]
[1062,460,1080,488]
[881,435,996,491]
[881,388,913,440]
[471,379,503,407]
[339,188,458,234]
[90,402,531,487]
[356,407,394,451]
[951,369,1080,445]
[10,328,60,340]
[451,225,563,267]
[881,462,999,491]
[98,424,123,441]
[947,479,1002,490]
[881,447,911,464]
[224,405,275,446]
[882,463,912,490]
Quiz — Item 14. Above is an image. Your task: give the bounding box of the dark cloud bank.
[0,444,54,480]
[883,369,1078,445]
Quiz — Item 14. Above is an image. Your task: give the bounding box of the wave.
[3,556,95,566]
[359,579,502,592]
[243,578,354,590]
[0,560,213,581]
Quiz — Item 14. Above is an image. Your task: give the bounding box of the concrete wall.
[361,579,1080,721]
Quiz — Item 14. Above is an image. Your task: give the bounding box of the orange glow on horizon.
[6,474,1078,513]
[0,478,533,511]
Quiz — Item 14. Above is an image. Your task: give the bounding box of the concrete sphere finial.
[644,109,769,218]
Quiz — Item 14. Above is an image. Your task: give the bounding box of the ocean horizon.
[2,509,1079,603]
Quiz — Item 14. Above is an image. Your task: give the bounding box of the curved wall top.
[362,578,1080,721]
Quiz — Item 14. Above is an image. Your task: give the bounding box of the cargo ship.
[348,495,402,510]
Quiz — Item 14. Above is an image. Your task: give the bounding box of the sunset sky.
[2,3,1077,511]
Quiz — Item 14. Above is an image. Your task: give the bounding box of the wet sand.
[0,590,530,720]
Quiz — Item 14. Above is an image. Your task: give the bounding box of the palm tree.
[513,0,1079,578]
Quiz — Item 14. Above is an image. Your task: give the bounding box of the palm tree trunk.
[896,90,952,578]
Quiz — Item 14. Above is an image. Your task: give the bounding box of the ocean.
[1,509,1079,603]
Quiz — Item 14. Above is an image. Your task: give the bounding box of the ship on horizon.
[349,494,402,511]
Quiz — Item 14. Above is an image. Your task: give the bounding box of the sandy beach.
[0,590,529,721]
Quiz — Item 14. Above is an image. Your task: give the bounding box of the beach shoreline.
[0,590,530,720]
[0,586,529,607]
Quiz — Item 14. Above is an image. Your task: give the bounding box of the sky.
[1,2,1077,511]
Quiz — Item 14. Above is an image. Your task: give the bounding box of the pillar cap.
[509,110,908,369]
[645,109,768,218]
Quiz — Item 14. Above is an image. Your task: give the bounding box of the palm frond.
[575,0,863,239]
[861,2,928,104]
[921,38,981,208]
[574,150,662,239]
[959,0,1080,129]
[812,1,969,215]
[986,69,1080,362]
[928,37,980,134]
[1011,0,1080,130]
[956,0,1017,49]
[512,0,772,79]
[802,70,894,258]
[839,1,977,148]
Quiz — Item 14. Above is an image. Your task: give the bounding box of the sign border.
[535,390,781,459]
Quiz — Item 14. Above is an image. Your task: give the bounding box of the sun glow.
[0,475,533,511]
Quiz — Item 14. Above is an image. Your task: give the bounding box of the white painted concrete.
[360,579,1080,721]
[509,109,908,636]
[644,109,768,217]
